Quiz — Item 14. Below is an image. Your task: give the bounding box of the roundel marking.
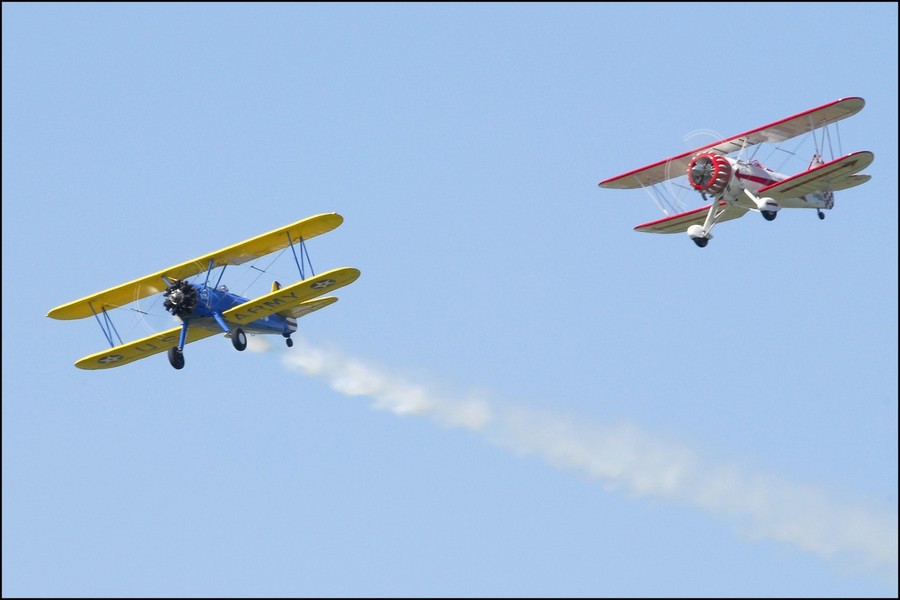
[311,279,336,290]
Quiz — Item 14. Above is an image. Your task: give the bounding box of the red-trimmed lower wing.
[634,202,749,234]
[758,151,874,201]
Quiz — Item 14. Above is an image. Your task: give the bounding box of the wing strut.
[202,259,215,288]
[287,233,316,279]
[90,304,124,348]
[214,266,228,290]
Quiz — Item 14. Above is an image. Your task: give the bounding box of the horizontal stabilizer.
[277,296,339,319]
[827,174,870,192]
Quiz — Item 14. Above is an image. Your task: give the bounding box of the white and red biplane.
[599,97,873,247]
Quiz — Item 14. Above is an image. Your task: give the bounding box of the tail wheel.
[168,347,185,370]
[232,328,247,351]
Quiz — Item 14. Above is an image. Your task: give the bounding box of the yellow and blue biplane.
[48,213,360,370]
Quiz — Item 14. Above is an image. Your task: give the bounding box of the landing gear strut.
[283,332,294,348]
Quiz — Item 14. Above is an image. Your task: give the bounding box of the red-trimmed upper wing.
[600,97,865,190]
[758,151,874,201]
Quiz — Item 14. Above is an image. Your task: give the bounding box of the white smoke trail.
[281,337,898,583]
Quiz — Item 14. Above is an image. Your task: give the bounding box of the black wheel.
[168,347,185,370]
[762,210,777,221]
[692,237,709,248]
[232,327,247,351]
[285,337,294,348]
[817,210,826,220]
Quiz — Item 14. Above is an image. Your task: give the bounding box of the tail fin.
[272,281,282,292]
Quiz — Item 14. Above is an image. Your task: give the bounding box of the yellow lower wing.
[75,267,359,370]
[75,325,219,370]
[222,267,360,324]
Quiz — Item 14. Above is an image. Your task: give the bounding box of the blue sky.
[3,3,897,597]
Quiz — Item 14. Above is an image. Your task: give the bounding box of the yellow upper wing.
[48,213,344,320]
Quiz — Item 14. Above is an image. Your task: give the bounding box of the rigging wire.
[240,247,288,296]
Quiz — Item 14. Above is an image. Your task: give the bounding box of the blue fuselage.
[186,285,295,336]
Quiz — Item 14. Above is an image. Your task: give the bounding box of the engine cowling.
[687,152,732,196]
[163,279,198,318]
